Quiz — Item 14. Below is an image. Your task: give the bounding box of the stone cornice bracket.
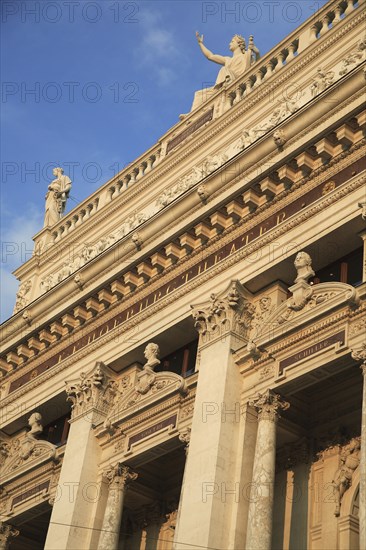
[351,343,366,375]
[0,522,20,546]
[190,279,255,345]
[103,463,138,490]
[249,389,290,423]
[65,361,118,421]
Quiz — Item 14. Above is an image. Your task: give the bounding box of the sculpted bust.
[294,251,315,284]
[191,32,259,111]
[43,167,72,227]
[143,343,160,371]
[28,412,43,436]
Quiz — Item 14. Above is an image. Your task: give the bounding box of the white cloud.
[1,205,43,322]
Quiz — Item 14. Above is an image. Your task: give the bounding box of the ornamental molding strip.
[190,279,255,345]
[65,361,118,420]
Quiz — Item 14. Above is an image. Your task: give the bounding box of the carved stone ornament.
[103,463,138,489]
[22,310,32,325]
[310,67,335,97]
[256,250,359,333]
[132,232,143,251]
[178,427,191,455]
[332,437,361,516]
[197,184,208,204]
[1,429,57,481]
[65,361,118,419]
[13,279,32,314]
[358,201,366,221]
[249,389,289,422]
[273,129,286,150]
[351,343,366,375]
[28,411,43,436]
[0,522,20,546]
[190,279,255,344]
[105,370,188,421]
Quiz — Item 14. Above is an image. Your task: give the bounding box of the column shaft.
[246,416,277,549]
[98,465,137,550]
[245,390,289,550]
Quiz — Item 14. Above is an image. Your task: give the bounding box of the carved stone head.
[28,412,43,436]
[143,343,160,370]
[294,251,315,284]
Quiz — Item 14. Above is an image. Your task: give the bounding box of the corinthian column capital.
[249,389,290,422]
[104,463,138,489]
[190,279,255,344]
[65,361,118,420]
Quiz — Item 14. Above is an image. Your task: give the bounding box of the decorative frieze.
[191,279,255,344]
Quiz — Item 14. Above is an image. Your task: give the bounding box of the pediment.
[1,435,57,483]
[108,369,188,423]
[256,282,359,342]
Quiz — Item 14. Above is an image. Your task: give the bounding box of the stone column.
[351,344,366,549]
[45,362,117,550]
[97,464,137,550]
[0,522,19,550]
[245,390,289,550]
[174,280,255,550]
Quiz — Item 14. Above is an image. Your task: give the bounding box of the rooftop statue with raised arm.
[190,32,260,112]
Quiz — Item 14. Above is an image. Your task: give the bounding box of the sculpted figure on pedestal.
[332,437,361,516]
[191,32,259,111]
[43,167,72,227]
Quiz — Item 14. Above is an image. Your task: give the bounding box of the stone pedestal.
[245,390,289,550]
[45,362,117,550]
[173,280,255,550]
[97,464,137,550]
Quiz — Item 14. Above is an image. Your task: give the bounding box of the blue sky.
[1,0,330,321]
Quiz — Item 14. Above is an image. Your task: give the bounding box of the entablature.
[0,131,364,401]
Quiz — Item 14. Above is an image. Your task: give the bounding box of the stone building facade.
[1,0,365,548]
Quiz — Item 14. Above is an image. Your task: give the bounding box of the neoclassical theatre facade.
[1,0,366,548]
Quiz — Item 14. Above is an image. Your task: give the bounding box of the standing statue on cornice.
[43,167,72,227]
[190,32,260,111]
